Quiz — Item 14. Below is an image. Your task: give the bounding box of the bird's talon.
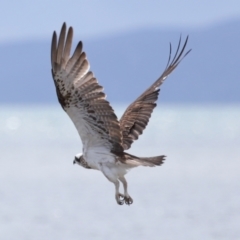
[116,193,125,205]
[119,200,124,205]
[124,196,133,205]
[119,194,124,200]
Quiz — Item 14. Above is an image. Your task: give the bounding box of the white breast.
[84,145,116,170]
[66,106,118,170]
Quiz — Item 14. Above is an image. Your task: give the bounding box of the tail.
[122,152,166,167]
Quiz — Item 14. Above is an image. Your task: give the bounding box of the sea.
[0,104,239,240]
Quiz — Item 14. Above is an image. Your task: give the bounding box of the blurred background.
[0,1,240,239]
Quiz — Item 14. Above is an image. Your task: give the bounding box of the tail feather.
[140,155,166,166]
[122,152,166,167]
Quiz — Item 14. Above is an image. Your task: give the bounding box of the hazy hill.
[0,20,239,104]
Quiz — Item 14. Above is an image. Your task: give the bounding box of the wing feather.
[56,23,66,65]
[66,42,83,71]
[62,26,73,65]
[51,32,57,68]
[51,23,123,154]
[120,36,191,150]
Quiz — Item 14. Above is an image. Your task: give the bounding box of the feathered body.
[51,23,191,205]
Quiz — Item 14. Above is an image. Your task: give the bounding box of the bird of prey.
[51,23,191,205]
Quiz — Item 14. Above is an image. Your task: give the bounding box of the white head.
[73,153,82,165]
[73,153,91,169]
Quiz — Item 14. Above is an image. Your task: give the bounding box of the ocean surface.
[0,104,240,240]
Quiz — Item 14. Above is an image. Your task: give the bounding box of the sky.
[1,0,240,43]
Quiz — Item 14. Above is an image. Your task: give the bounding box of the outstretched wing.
[119,37,191,150]
[51,23,123,154]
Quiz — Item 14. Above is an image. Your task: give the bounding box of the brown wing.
[51,23,123,154]
[119,36,191,150]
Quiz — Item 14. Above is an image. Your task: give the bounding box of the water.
[0,104,240,240]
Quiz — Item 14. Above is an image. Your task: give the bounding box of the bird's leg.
[100,164,124,205]
[119,176,133,205]
[113,180,125,205]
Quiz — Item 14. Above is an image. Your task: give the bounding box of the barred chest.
[79,156,91,169]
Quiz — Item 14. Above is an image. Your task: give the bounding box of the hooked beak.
[73,159,76,164]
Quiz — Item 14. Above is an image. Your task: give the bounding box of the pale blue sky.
[1,0,240,43]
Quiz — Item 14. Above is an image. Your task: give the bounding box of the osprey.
[51,23,191,205]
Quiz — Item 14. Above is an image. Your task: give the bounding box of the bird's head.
[73,153,91,169]
[73,153,82,165]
